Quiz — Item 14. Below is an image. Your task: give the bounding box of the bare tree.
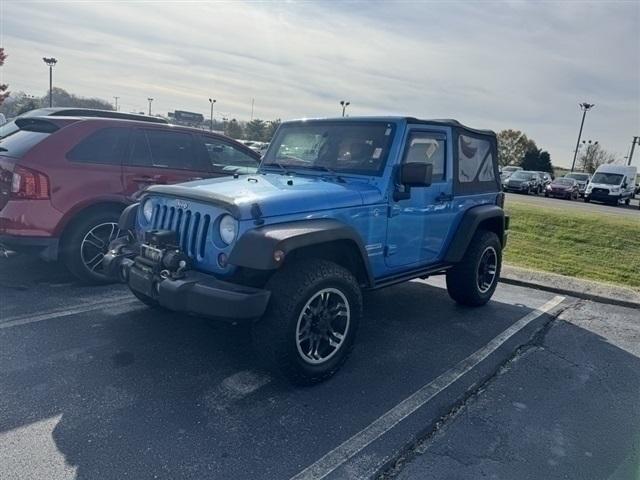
[578,143,617,173]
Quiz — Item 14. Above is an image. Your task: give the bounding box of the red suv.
[0,116,260,283]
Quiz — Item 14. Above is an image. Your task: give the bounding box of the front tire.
[252,259,362,385]
[446,230,502,306]
[62,209,125,284]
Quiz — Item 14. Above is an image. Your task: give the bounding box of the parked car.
[503,170,542,194]
[500,165,522,182]
[564,172,591,197]
[545,177,579,200]
[0,107,167,139]
[0,116,260,283]
[584,165,637,206]
[534,171,552,189]
[104,116,508,384]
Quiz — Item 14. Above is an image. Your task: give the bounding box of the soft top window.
[454,132,499,194]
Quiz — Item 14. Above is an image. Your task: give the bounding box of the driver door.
[385,130,454,268]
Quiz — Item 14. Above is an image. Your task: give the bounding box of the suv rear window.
[0,130,51,158]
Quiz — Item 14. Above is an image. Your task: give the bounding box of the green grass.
[504,201,640,290]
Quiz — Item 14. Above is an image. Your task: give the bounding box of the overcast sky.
[1,0,638,167]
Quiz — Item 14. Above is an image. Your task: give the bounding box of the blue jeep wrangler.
[105,117,508,384]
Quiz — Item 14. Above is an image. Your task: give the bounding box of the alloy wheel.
[296,288,351,365]
[80,222,124,275]
[477,246,498,293]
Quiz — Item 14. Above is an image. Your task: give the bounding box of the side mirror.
[400,162,433,187]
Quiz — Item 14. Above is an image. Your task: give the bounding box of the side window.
[200,136,258,174]
[129,130,152,166]
[67,128,130,165]
[404,132,445,182]
[128,129,202,170]
[457,135,496,190]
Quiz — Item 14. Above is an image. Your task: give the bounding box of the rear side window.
[67,127,130,165]
[200,135,258,174]
[455,133,499,194]
[129,129,204,170]
[0,130,51,158]
[403,132,445,182]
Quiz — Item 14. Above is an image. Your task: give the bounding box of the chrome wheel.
[477,246,498,293]
[296,288,350,365]
[80,222,124,274]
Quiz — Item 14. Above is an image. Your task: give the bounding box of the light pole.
[340,100,350,117]
[147,97,153,116]
[42,57,57,107]
[113,96,119,111]
[627,136,639,166]
[570,102,595,172]
[209,98,216,131]
[250,98,255,121]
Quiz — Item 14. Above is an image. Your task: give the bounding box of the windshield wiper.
[303,165,345,182]
[261,160,290,175]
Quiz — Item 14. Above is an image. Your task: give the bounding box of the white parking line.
[290,295,566,480]
[0,296,140,329]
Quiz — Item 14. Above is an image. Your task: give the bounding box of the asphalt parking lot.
[505,192,640,217]
[1,255,638,480]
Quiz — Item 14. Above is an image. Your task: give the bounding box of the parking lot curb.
[500,264,640,309]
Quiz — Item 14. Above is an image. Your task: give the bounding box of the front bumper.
[504,184,530,193]
[587,191,620,203]
[104,240,271,323]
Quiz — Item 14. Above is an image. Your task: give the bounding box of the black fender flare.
[118,202,140,231]
[444,205,506,263]
[228,219,374,285]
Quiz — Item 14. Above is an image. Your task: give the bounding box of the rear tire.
[446,230,502,307]
[252,259,362,385]
[62,209,125,284]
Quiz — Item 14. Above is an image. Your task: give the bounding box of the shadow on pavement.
[1,279,540,479]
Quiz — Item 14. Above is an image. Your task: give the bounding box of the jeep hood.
[146,173,383,219]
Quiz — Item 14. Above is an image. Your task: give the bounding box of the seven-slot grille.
[150,203,212,260]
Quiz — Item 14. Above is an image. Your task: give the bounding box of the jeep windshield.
[261,121,395,175]
[591,172,623,185]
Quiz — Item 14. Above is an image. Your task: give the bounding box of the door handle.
[436,192,453,203]
[133,175,167,184]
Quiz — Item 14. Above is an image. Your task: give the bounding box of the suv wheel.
[446,230,501,306]
[63,210,125,284]
[252,259,362,385]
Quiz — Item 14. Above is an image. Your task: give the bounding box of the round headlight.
[142,199,154,222]
[219,215,238,245]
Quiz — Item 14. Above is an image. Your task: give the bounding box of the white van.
[585,164,637,206]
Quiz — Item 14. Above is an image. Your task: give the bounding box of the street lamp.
[340,100,350,117]
[113,96,119,111]
[209,98,216,131]
[147,97,153,116]
[570,102,595,172]
[42,57,57,107]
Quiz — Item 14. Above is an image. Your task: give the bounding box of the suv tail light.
[11,165,50,200]
[496,192,505,207]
